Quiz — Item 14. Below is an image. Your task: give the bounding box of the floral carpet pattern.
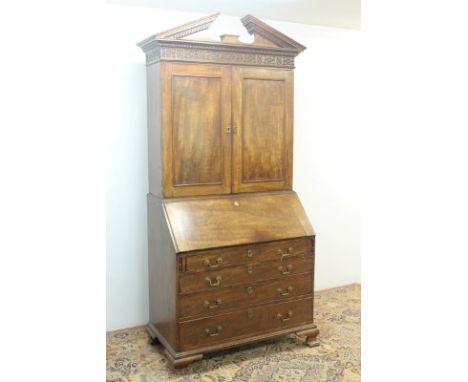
[107,283,360,382]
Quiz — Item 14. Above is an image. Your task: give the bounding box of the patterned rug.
[107,283,360,382]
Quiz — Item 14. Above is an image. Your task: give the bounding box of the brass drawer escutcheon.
[277,285,293,296]
[247,309,254,318]
[204,325,223,337]
[277,310,293,322]
[204,257,223,269]
[278,264,293,275]
[203,298,222,309]
[246,286,254,294]
[205,275,222,287]
[246,264,253,274]
[246,249,254,258]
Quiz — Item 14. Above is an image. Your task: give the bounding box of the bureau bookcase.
[138,13,319,367]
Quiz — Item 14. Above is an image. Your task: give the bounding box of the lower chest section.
[176,237,315,351]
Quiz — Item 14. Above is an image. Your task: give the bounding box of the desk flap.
[163,191,314,253]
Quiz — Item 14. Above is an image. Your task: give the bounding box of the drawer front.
[184,238,313,273]
[179,273,313,318]
[179,256,314,294]
[179,296,314,351]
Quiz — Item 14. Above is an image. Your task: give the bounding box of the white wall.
[106,5,361,331]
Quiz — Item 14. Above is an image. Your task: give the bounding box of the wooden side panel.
[164,191,314,252]
[147,194,178,350]
[232,67,293,193]
[161,63,232,197]
[147,63,163,196]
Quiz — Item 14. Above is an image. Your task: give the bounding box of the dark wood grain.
[179,256,313,294]
[147,194,178,349]
[163,191,314,252]
[161,63,232,197]
[147,63,163,197]
[232,67,293,193]
[184,237,312,273]
[178,272,313,318]
[179,296,314,351]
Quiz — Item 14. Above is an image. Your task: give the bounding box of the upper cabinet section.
[138,14,305,198]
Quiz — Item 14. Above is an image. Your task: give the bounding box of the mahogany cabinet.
[138,13,319,368]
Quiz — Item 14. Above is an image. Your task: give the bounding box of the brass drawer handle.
[204,325,223,337]
[277,247,304,261]
[277,310,293,322]
[204,257,223,269]
[205,275,222,287]
[247,309,254,318]
[204,298,222,309]
[277,285,293,296]
[246,286,254,294]
[247,264,253,274]
[278,264,293,275]
[246,249,254,258]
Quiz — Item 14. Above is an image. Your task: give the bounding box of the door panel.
[232,67,293,193]
[161,63,232,197]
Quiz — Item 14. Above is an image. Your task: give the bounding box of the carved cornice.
[241,14,306,52]
[141,40,298,68]
[155,13,220,39]
[137,14,305,69]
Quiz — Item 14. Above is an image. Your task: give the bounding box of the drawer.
[179,256,314,294]
[183,238,313,273]
[179,296,314,351]
[179,273,313,318]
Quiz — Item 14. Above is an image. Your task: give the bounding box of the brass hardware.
[247,264,253,274]
[205,275,222,287]
[225,126,237,134]
[205,325,223,337]
[277,247,305,261]
[278,264,293,275]
[234,200,240,207]
[204,298,222,309]
[277,285,293,296]
[247,309,254,318]
[277,310,293,322]
[204,257,223,269]
[247,249,254,258]
[246,286,254,294]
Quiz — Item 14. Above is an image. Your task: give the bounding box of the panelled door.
[232,67,293,193]
[162,63,232,197]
